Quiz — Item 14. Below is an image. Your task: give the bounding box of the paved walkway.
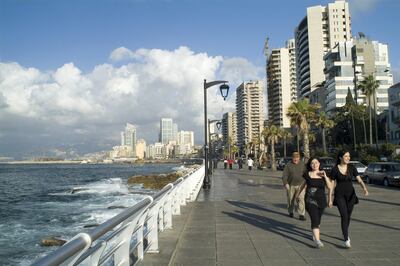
[139,167,400,266]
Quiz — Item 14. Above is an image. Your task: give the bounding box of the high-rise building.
[295,0,351,98]
[267,39,297,128]
[353,35,393,112]
[324,35,393,114]
[222,112,237,146]
[121,123,136,157]
[159,118,177,144]
[135,139,146,159]
[236,81,264,154]
[177,131,194,155]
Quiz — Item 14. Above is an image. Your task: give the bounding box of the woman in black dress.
[329,150,369,248]
[296,157,333,248]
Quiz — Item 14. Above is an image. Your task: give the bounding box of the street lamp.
[208,119,222,174]
[203,79,229,189]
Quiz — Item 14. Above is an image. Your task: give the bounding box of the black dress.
[304,174,327,229]
[330,164,359,240]
[304,174,327,209]
[330,165,359,206]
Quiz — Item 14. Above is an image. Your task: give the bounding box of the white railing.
[31,165,205,266]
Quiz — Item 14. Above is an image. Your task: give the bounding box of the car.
[348,161,367,181]
[319,157,335,173]
[363,162,400,186]
[277,157,292,171]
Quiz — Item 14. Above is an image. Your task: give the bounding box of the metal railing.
[31,165,205,266]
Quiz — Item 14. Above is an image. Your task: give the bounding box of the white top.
[247,159,254,166]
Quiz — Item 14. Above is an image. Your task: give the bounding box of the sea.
[0,162,180,265]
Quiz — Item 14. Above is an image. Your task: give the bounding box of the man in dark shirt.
[282,152,306,220]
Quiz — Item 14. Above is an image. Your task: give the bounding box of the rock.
[83,223,100,228]
[127,171,186,189]
[71,187,89,194]
[41,237,67,247]
[107,205,127,209]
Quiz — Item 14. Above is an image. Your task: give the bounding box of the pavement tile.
[142,169,400,266]
[216,259,262,266]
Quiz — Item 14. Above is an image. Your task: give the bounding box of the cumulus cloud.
[0,46,263,157]
[109,47,135,62]
[349,0,381,16]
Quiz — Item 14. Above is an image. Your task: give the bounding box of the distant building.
[236,80,264,154]
[110,145,132,159]
[324,36,393,114]
[267,39,297,128]
[295,0,351,99]
[146,142,165,159]
[177,131,194,155]
[135,139,146,159]
[222,112,237,145]
[388,83,400,143]
[121,123,136,157]
[159,118,178,144]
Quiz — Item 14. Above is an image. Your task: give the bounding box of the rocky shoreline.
[127,165,199,189]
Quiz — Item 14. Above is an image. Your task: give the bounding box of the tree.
[287,99,320,161]
[281,130,293,157]
[262,125,284,171]
[315,111,334,155]
[358,74,380,147]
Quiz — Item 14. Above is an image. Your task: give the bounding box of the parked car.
[277,157,292,171]
[319,157,335,173]
[363,162,400,186]
[348,161,367,181]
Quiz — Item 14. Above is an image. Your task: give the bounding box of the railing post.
[163,193,173,229]
[146,207,160,253]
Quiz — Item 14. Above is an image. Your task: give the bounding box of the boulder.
[41,237,67,247]
[83,223,100,228]
[127,171,185,189]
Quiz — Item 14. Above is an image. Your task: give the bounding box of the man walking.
[282,152,306,220]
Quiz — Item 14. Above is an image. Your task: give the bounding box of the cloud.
[0,46,263,157]
[348,0,381,15]
[109,47,135,62]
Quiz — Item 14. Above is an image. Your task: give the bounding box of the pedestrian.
[238,157,243,169]
[282,152,306,220]
[223,158,228,169]
[247,157,254,170]
[329,150,369,248]
[228,158,233,169]
[296,157,333,248]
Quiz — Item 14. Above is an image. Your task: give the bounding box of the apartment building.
[236,81,264,154]
[324,36,393,114]
[295,0,351,98]
[221,112,237,146]
[267,39,297,128]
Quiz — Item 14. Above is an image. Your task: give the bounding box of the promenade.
[139,167,400,266]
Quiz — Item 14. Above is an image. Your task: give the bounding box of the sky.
[0,0,399,158]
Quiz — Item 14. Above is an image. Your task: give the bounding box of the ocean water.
[0,163,179,265]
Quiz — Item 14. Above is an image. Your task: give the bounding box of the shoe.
[315,240,324,249]
[299,215,306,221]
[289,213,294,218]
[344,238,351,248]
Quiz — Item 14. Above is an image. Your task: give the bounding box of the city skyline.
[1,0,399,157]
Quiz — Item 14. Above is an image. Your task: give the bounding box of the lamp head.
[219,83,229,100]
[216,121,222,130]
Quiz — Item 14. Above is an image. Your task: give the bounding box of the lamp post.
[203,79,229,189]
[208,120,221,173]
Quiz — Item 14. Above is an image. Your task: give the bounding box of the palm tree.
[287,99,320,161]
[315,111,335,155]
[358,74,380,147]
[281,130,293,158]
[262,125,284,171]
